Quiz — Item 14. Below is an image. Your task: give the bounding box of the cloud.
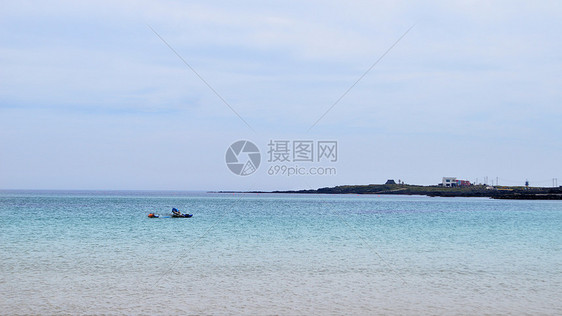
[1,1,561,189]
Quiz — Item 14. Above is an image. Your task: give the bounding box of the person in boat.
[172,208,181,216]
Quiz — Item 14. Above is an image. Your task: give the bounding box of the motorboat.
[171,208,193,218]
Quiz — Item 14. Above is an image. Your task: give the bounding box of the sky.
[1,0,561,191]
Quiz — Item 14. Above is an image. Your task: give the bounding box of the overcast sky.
[1,1,561,190]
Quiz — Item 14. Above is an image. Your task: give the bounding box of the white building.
[442,177,457,187]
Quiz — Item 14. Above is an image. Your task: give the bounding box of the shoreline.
[220,184,562,200]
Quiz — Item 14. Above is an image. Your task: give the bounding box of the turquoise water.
[1,191,561,315]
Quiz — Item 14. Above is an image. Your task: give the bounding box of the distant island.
[254,183,562,200]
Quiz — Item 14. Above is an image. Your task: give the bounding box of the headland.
[263,184,562,200]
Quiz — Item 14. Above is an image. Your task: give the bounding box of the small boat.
[171,207,193,218]
[148,213,159,218]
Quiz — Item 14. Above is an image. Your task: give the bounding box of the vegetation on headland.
[268,184,562,200]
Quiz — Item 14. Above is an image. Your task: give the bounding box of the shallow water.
[1,191,561,315]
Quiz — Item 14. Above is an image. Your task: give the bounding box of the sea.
[1,191,561,315]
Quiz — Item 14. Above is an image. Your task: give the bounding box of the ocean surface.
[1,191,561,315]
